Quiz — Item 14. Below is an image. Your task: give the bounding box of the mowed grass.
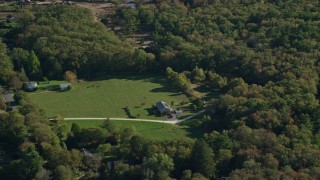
[65,120,201,141]
[29,75,190,119]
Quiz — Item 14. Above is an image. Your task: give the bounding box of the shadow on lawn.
[144,107,159,116]
[93,73,181,94]
[184,125,205,139]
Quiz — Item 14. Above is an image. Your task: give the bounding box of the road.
[64,110,206,125]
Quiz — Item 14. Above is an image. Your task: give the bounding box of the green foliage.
[0,112,27,145]
[191,139,215,178]
[192,66,206,82]
[115,7,140,34]
[17,5,136,79]
[54,165,72,180]
[1,1,320,179]
[25,51,42,80]
[144,153,174,174]
[0,40,13,82]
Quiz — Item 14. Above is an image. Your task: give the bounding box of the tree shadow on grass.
[179,116,205,139]
[169,92,184,96]
[92,73,182,93]
[149,86,180,94]
[144,107,159,116]
[183,125,205,139]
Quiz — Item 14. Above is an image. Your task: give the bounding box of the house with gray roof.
[2,93,15,108]
[156,101,173,115]
[24,82,38,91]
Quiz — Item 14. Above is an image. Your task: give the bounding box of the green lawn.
[29,75,191,119]
[65,120,202,141]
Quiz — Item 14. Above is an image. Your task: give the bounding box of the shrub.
[64,71,77,82]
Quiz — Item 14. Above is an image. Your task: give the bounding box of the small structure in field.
[60,83,72,91]
[24,82,38,91]
[2,93,15,108]
[156,101,173,115]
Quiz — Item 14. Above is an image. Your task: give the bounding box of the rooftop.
[156,101,171,110]
[60,83,71,89]
[2,94,15,103]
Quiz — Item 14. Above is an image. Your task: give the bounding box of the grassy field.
[65,120,202,141]
[29,75,191,119]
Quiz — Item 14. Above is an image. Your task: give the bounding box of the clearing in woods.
[29,74,192,119]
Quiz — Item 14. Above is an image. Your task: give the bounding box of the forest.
[0,0,320,179]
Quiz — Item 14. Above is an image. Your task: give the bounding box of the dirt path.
[64,110,206,125]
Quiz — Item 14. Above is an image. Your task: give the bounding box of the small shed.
[156,101,172,115]
[24,82,38,91]
[2,93,15,108]
[60,83,71,91]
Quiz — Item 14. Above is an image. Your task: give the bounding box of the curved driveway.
[64,110,206,125]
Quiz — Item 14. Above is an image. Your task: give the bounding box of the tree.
[9,75,23,90]
[78,127,108,147]
[54,165,72,180]
[134,49,147,73]
[111,163,130,180]
[26,51,42,80]
[10,48,30,70]
[129,135,147,163]
[119,127,136,144]
[0,40,13,82]
[192,66,206,82]
[0,112,27,145]
[70,122,82,136]
[191,139,216,178]
[31,124,60,146]
[207,71,227,90]
[63,71,77,82]
[0,99,6,110]
[100,119,115,133]
[20,145,44,179]
[144,153,174,175]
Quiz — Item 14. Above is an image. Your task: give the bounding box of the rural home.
[24,82,38,91]
[156,101,173,115]
[1,93,15,109]
[60,83,71,91]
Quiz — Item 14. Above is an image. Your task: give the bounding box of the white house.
[60,83,72,91]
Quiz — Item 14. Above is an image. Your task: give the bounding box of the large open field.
[29,75,191,119]
[65,120,203,141]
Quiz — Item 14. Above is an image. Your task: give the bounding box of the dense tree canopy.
[1,0,320,179]
[16,5,139,79]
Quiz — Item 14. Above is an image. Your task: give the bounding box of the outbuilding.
[60,83,72,91]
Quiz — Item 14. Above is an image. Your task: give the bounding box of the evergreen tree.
[191,139,216,178]
[26,51,42,80]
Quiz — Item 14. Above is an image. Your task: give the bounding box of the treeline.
[0,92,216,179]
[113,0,320,83]
[1,4,156,81]
[111,0,320,178]
[1,0,320,179]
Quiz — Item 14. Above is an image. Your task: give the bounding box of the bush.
[64,71,77,82]
[0,100,6,110]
